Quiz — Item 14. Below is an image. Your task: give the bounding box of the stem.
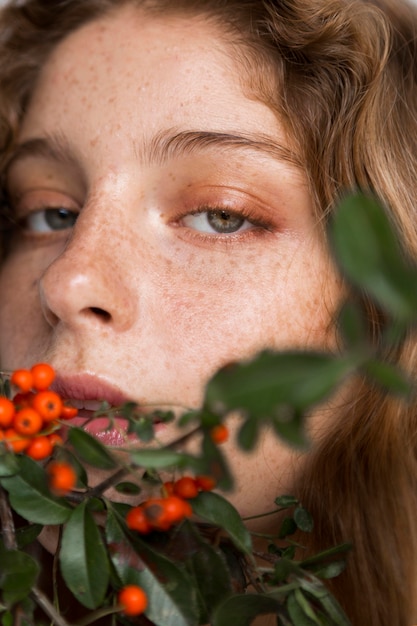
[242,507,286,522]
[74,605,121,626]
[88,466,129,498]
[0,485,17,550]
[30,587,73,626]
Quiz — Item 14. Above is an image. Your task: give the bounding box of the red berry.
[32,391,63,422]
[126,506,152,534]
[118,585,148,616]
[26,435,53,460]
[164,495,192,523]
[31,363,55,391]
[0,397,15,428]
[13,407,43,437]
[142,498,171,531]
[210,424,229,444]
[59,404,78,420]
[195,475,216,491]
[4,428,30,453]
[11,369,33,393]
[47,461,76,494]
[173,476,199,499]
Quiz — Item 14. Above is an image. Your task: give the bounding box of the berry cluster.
[0,363,77,461]
[126,475,216,534]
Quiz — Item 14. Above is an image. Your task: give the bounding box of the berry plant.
[0,193,415,625]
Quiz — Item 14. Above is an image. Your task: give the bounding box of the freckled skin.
[0,7,342,526]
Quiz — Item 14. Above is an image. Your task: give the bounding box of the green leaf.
[364,359,412,396]
[191,491,252,555]
[294,506,314,533]
[237,416,260,451]
[287,591,318,626]
[60,501,110,609]
[173,521,232,623]
[206,351,355,417]
[129,448,193,470]
[299,578,350,625]
[0,455,72,524]
[68,427,116,469]
[128,416,155,442]
[329,192,417,322]
[279,516,297,539]
[115,481,141,495]
[200,431,233,491]
[212,593,280,626]
[0,549,39,601]
[0,450,19,477]
[275,495,299,508]
[337,300,368,350]
[15,524,43,549]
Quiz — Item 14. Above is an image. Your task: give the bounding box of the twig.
[30,586,73,626]
[0,485,17,550]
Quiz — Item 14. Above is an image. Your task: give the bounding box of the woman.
[0,0,416,624]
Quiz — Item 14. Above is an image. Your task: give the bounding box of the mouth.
[51,373,186,447]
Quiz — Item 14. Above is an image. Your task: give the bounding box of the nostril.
[89,307,112,322]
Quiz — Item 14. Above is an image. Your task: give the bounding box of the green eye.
[24,208,79,232]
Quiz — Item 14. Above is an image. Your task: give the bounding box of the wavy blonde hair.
[0,1,416,624]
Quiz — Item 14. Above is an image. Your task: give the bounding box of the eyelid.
[173,203,274,232]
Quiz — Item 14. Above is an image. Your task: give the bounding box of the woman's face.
[0,6,341,522]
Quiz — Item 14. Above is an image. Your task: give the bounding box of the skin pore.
[0,5,342,535]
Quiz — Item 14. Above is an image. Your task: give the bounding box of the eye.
[182,209,253,234]
[22,207,79,233]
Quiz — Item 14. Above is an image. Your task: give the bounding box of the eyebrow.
[4,127,303,175]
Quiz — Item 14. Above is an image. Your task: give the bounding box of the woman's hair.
[0,1,416,624]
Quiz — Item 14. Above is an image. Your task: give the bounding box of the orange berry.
[31,363,55,391]
[126,506,152,534]
[195,475,216,491]
[0,397,15,428]
[118,585,148,616]
[26,435,53,460]
[12,392,34,409]
[4,428,30,453]
[210,424,229,445]
[11,369,33,393]
[173,476,199,499]
[13,407,43,437]
[47,461,76,494]
[142,498,171,531]
[162,480,175,496]
[59,404,78,420]
[32,391,63,422]
[48,433,64,448]
[164,495,192,523]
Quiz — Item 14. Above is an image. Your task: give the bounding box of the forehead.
[19,4,287,154]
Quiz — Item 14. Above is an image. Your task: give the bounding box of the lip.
[52,373,146,446]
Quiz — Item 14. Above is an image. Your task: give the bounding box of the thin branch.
[0,485,17,550]
[30,587,73,626]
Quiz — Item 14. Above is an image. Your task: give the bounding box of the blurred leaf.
[299,544,351,580]
[363,359,412,396]
[129,449,194,470]
[68,427,116,469]
[299,578,350,625]
[337,300,368,350]
[200,431,233,491]
[271,408,308,449]
[287,589,321,625]
[206,351,356,417]
[115,481,141,495]
[275,495,299,508]
[294,506,314,533]
[0,451,18,478]
[0,549,39,601]
[192,491,252,555]
[237,416,260,451]
[127,416,155,442]
[329,192,417,322]
[15,524,43,549]
[60,501,110,609]
[0,455,72,524]
[279,517,297,540]
[212,593,281,626]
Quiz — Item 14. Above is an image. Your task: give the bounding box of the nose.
[39,206,137,333]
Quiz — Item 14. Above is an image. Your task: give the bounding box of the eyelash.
[173,203,273,240]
